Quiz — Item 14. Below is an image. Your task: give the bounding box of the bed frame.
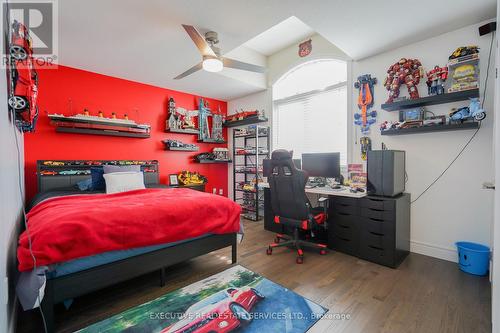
[34,160,237,333]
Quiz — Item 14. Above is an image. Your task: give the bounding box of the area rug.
[76,265,327,333]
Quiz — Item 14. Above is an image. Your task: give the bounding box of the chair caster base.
[266,247,272,255]
[320,249,327,255]
[274,237,280,243]
[296,256,304,264]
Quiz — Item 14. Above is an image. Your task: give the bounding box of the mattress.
[46,234,210,279]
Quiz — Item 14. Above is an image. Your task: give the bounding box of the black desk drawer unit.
[328,193,410,268]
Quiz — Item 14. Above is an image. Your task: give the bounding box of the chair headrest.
[271,149,293,161]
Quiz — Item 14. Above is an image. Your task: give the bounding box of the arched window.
[272,59,348,165]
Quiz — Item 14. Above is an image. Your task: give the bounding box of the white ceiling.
[243,16,315,56]
[57,0,496,101]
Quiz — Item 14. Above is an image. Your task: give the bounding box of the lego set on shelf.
[166,97,225,143]
[232,125,270,221]
[38,160,158,176]
[378,46,484,136]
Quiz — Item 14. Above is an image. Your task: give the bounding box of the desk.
[260,182,411,268]
[258,182,367,198]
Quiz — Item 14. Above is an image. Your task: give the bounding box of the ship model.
[48,109,151,136]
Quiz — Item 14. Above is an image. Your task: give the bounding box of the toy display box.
[447,53,479,93]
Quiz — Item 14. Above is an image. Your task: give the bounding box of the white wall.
[227,33,351,202]
[0,68,24,332]
[352,21,495,262]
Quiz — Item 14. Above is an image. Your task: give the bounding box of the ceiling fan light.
[202,57,223,72]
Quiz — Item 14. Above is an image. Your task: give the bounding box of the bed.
[19,160,239,333]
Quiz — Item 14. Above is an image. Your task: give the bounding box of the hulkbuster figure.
[384,58,424,103]
[426,65,448,96]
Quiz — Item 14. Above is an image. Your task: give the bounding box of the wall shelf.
[165,128,199,134]
[381,89,479,111]
[195,159,232,164]
[380,122,479,136]
[165,146,199,151]
[197,138,227,144]
[56,127,150,138]
[224,116,268,128]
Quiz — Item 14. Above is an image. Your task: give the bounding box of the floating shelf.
[165,128,199,134]
[195,159,232,164]
[380,122,479,136]
[165,146,199,152]
[224,116,268,128]
[56,127,150,138]
[381,89,479,111]
[197,138,227,144]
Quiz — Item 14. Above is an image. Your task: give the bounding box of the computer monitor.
[263,158,301,177]
[301,152,340,178]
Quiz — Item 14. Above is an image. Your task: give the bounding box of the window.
[272,59,348,166]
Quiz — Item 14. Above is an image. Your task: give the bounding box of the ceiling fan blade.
[173,62,203,80]
[223,58,266,73]
[182,24,216,57]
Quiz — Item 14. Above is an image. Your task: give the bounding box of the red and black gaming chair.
[265,149,328,264]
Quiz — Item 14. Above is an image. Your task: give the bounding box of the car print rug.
[76,265,328,333]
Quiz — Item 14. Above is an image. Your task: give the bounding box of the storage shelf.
[165,128,199,134]
[234,134,269,139]
[380,122,479,136]
[195,159,232,164]
[56,127,150,138]
[224,116,268,128]
[381,89,479,111]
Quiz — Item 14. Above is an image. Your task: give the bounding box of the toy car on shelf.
[40,171,57,176]
[225,110,262,123]
[178,171,207,185]
[58,170,91,175]
[8,20,38,132]
[449,98,486,122]
[43,161,66,166]
[162,139,199,150]
[449,46,479,60]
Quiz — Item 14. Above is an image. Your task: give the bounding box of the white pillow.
[103,171,145,194]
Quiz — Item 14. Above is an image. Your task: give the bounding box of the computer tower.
[367,150,405,197]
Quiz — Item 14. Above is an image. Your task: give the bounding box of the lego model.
[212,112,224,141]
[449,46,479,60]
[449,97,486,122]
[166,97,199,132]
[354,74,377,134]
[198,98,225,142]
[383,58,424,103]
[360,137,371,161]
[426,65,448,95]
[8,20,39,132]
[162,139,199,151]
[178,171,207,185]
[213,147,230,161]
[225,109,266,123]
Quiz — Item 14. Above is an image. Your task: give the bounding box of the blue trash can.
[455,242,490,276]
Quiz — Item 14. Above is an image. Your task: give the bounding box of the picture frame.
[169,174,179,186]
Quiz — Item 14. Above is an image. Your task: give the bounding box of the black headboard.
[36,160,159,193]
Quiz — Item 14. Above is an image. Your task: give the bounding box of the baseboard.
[410,240,458,263]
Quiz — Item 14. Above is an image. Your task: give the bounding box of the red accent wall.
[24,65,228,201]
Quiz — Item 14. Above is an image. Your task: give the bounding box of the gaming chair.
[266,149,328,264]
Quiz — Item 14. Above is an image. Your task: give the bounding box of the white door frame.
[492,2,499,331]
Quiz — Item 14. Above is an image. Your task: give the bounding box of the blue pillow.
[90,167,106,191]
[76,178,93,191]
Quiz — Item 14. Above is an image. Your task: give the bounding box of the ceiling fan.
[174,24,266,80]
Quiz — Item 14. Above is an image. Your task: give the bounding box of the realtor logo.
[2,0,58,66]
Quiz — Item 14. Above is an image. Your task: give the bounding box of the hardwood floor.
[17,219,491,333]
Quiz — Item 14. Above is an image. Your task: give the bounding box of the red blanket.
[18,188,241,271]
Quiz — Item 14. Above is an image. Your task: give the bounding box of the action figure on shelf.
[360,136,371,161]
[354,74,377,134]
[384,58,424,103]
[426,65,448,96]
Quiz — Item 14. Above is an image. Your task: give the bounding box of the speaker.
[479,22,496,36]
